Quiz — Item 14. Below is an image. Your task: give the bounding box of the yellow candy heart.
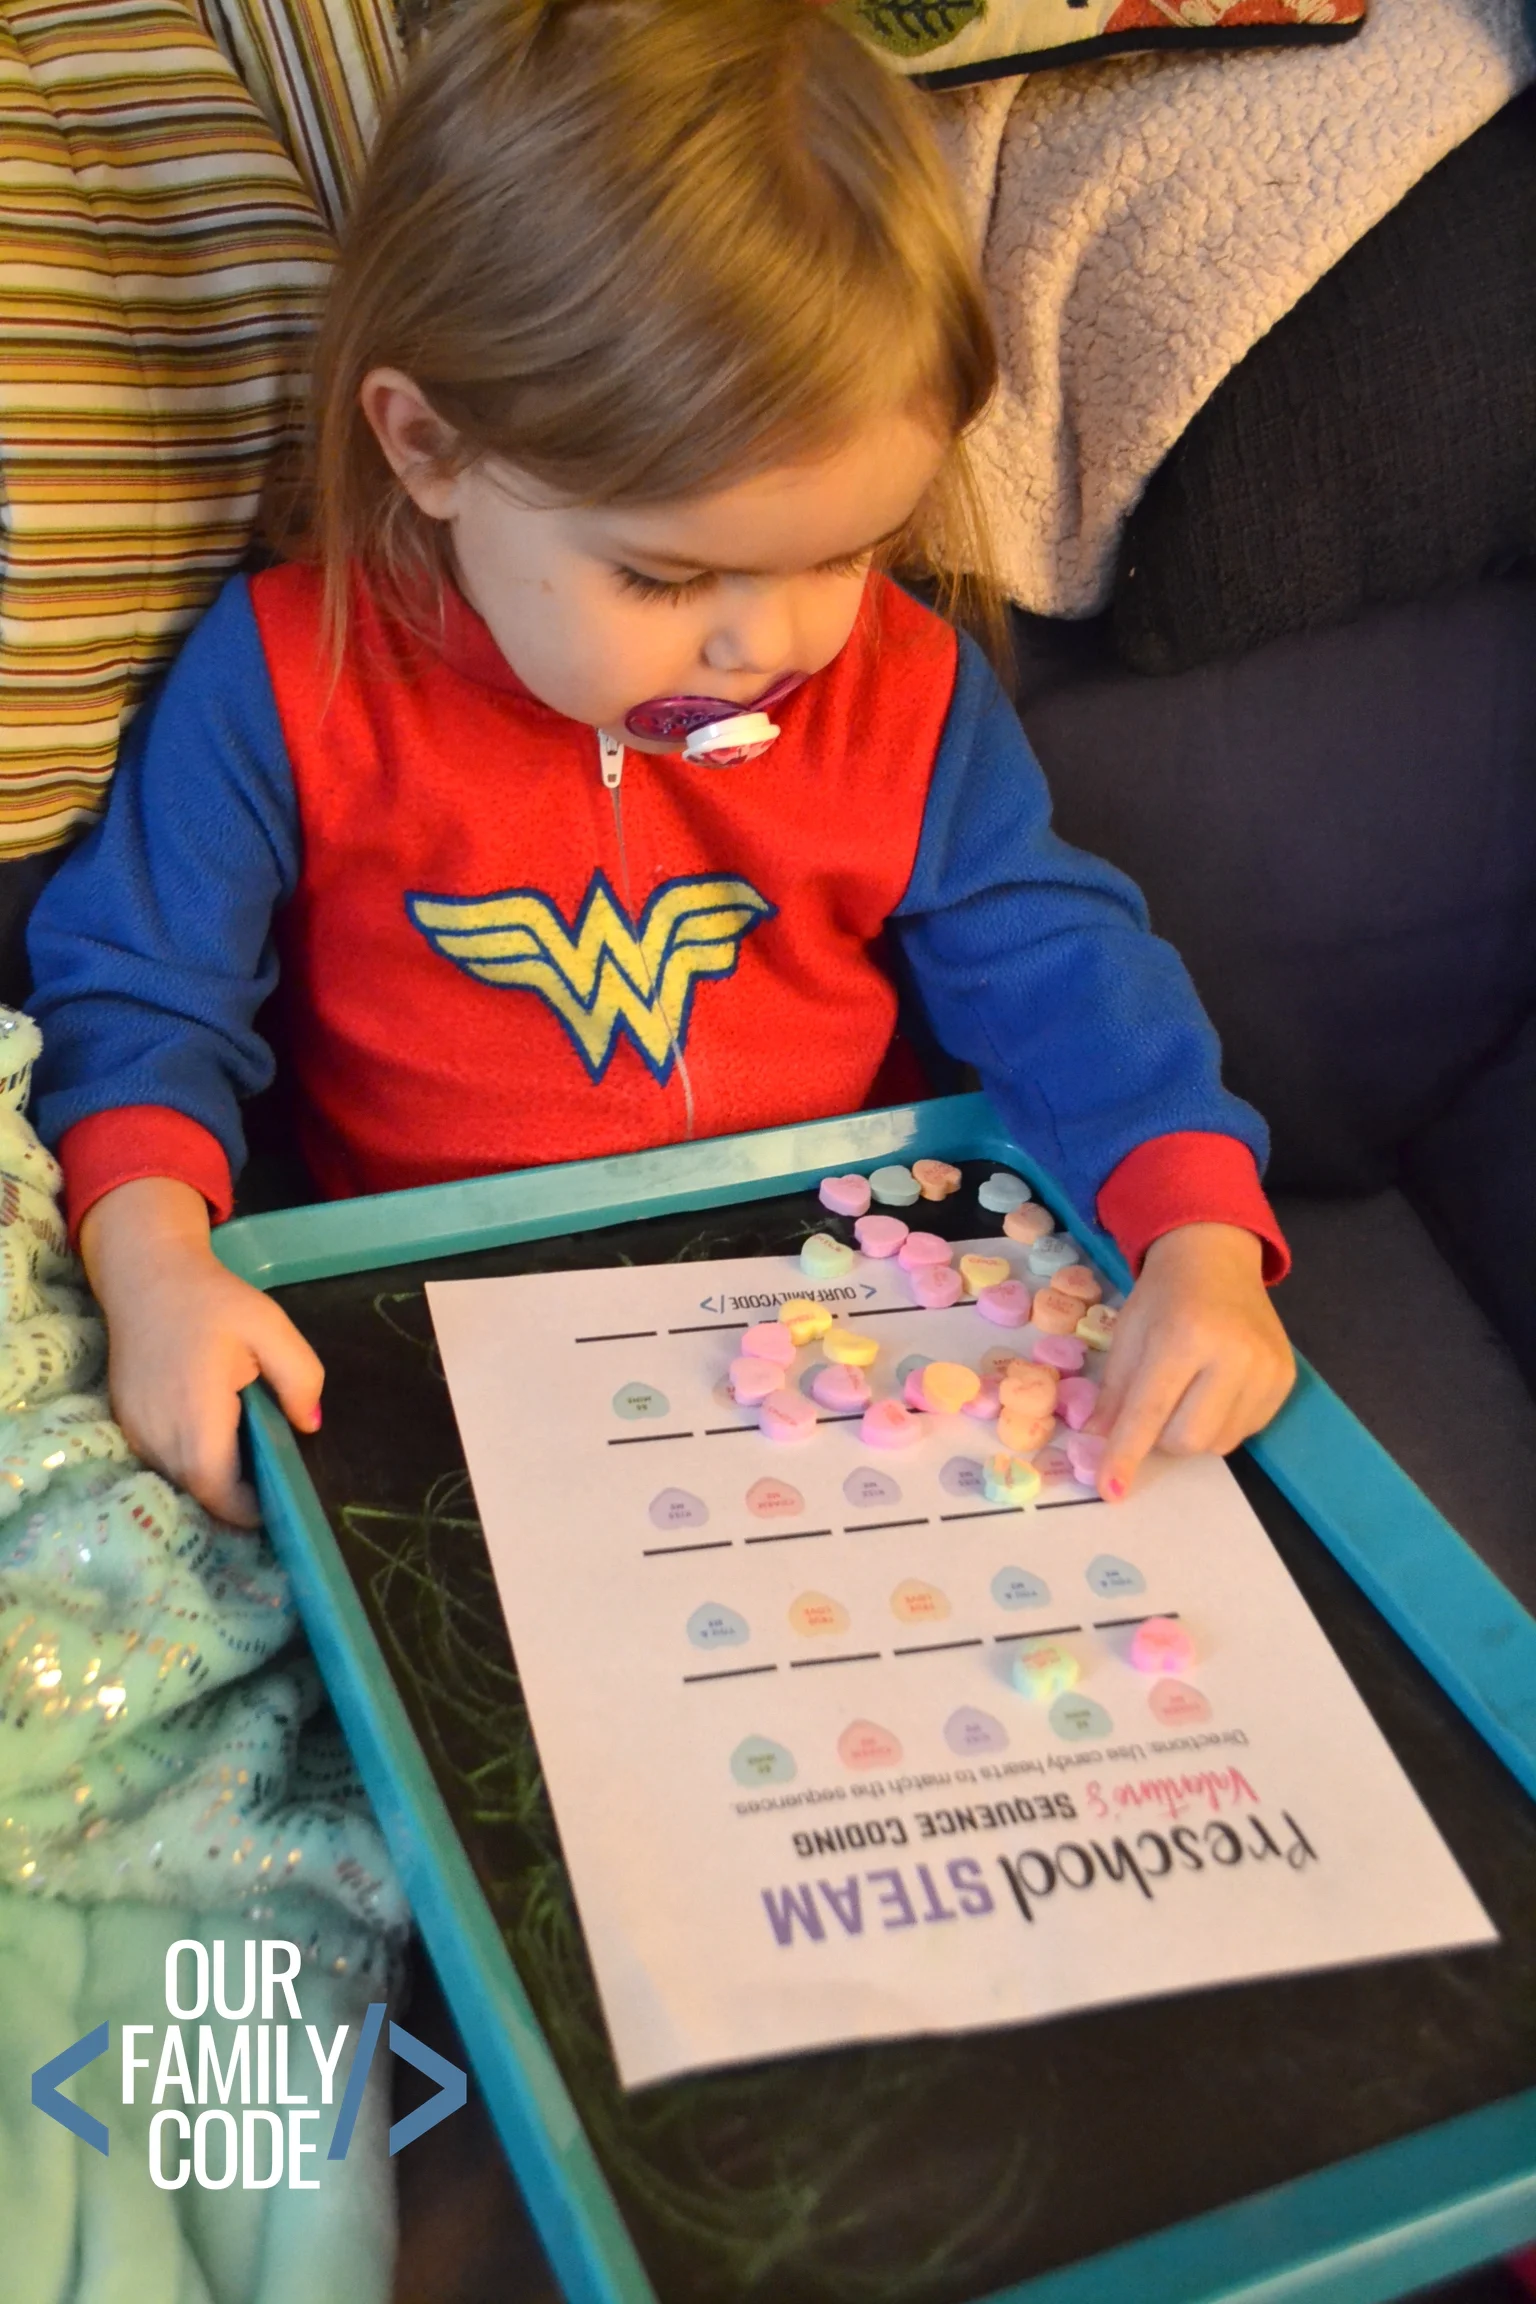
[823,1324,879,1368]
[779,1297,832,1345]
[890,1578,952,1624]
[788,1590,850,1637]
[958,1253,1011,1297]
[1076,1303,1118,1350]
[919,1360,982,1413]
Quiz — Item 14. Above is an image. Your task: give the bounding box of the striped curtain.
[0,0,402,859]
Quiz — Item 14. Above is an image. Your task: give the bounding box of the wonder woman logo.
[406,869,776,1083]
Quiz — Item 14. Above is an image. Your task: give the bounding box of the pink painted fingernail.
[1105,1475,1126,1501]
[310,1407,323,1430]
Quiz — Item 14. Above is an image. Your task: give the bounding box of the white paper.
[427,1241,1495,2088]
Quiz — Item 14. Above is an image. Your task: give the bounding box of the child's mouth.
[622,671,808,749]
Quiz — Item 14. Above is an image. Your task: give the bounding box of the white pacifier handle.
[682,712,779,762]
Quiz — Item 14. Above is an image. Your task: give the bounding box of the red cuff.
[60,1106,234,1243]
[1095,1132,1290,1284]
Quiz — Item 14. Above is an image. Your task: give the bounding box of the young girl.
[25,0,1292,1528]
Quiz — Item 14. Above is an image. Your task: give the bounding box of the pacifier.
[622,670,808,764]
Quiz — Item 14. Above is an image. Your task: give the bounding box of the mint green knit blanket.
[0,1010,410,2304]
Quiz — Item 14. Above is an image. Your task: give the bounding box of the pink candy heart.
[741,1320,796,1366]
[976,1280,1032,1328]
[1055,1375,1099,1431]
[860,1397,923,1450]
[1065,1430,1107,1486]
[897,1230,952,1270]
[854,1213,909,1259]
[903,1369,933,1411]
[819,1173,872,1219]
[1032,1334,1087,1375]
[961,1377,1002,1421]
[908,1262,964,1309]
[811,1362,871,1411]
[729,1354,784,1403]
[760,1388,817,1444]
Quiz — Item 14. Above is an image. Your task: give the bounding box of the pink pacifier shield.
[623,672,807,750]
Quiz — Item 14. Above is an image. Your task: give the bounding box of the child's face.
[363,373,949,750]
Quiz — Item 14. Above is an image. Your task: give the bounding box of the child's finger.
[253,1302,325,1434]
[1157,1365,1238,1458]
[1098,1349,1201,1499]
[178,1413,263,1529]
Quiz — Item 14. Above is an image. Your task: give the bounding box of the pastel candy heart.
[977,1170,1031,1213]
[890,1577,951,1624]
[996,1407,1053,1456]
[958,1252,1011,1297]
[869,1165,920,1207]
[687,1602,748,1649]
[789,1589,850,1637]
[1055,1375,1099,1431]
[1032,1334,1087,1375]
[1129,1617,1196,1675]
[741,1320,796,1365]
[908,1262,964,1309]
[854,1213,909,1258]
[1027,1234,1079,1277]
[613,1381,669,1420]
[730,1354,785,1404]
[760,1388,818,1444]
[1077,1303,1118,1351]
[944,1705,1008,1755]
[819,1173,872,1218]
[746,1476,804,1517]
[811,1361,870,1411]
[992,1565,1051,1608]
[844,1466,901,1508]
[1030,1286,1086,1335]
[976,1279,1032,1328]
[999,1365,1058,1413]
[1003,1202,1056,1246]
[731,1736,796,1786]
[1034,1444,1074,1482]
[780,1297,833,1345]
[1149,1680,1212,1727]
[961,1377,1002,1421]
[920,1360,981,1413]
[1050,1692,1113,1741]
[838,1718,902,1770]
[1052,1264,1103,1305]
[801,1232,855,1280]
[904,1369,933,1410]
[982,1452,1041,1506]
[1066,1432,1109,1487]
[1012,1641,1079,1700]
[978,1343,1022,1380]
[823,1324,879,1367]
[650,1487,709,1531]
[897,1230,952,1270]
[939,1454,986,1496]
[912,1158,961,1201]
[860,1398,922,1450]
[895,1352,932,1384]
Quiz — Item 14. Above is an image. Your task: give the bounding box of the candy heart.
[1055,1375,1099,1431]
[729,1355,783,1404]
[1011,1641,1079,1701]
[1065,1431,1109,1487]
[895,1353,932,1384]
[912,1158,961,1201]
[687,1602,748,1649]
[1030,1286,1085,1335]
[1027,1234,1079,1278]
[801,1232,855,1280]
[741,1320,796,1365]
[997,1406,1054,1455]
[760,1388,817,1444]
[844,1467,901,1509]
[1052,1264,1103,1305]
[982,1452,1041,1507]
[860,1398,923,1450]
[811,1362,871,1411]
[854,1213,909,1259]
[823,1324,879,1368]
[780,1296,833,1345]
[890,1577,951,1624]
[999,1365,1058,1412]
[976,1279,1032,1328]
[731,1736,796,1786]
[944,1705,1008,1755]
[978,1343,1022,1381]
[1086,1552,1146,1597]
[746,1476,804,1517]
[1129,1617,1197,1676]
[1050,1692,1113,1741]
[908,1263,964,1309]
[958,1253,1012,1297]
[1034,1444,1074,1483]
[819,1173,872,1218]
[961,1377,1002,1421]
[919,1360,981,1414]
[868,1164,920,1207]
[1148,1680,1212,1727]
[904,1369,933,1410]
[1077,1303,1118,1351]
[789,1589,850,1637]
[1003,1202,1056,1246]
[897,1229,952,1270]
[838,1718,902,1769]
[1032,1334,1086,1375]
[977,1171,1031,1214]
[650,1488,709,1530]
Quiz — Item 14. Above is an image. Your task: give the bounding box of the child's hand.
[1087,1223,1294,1501]
[80,1177,324,1527]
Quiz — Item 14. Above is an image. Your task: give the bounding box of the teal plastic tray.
[222,1094,1536,2304]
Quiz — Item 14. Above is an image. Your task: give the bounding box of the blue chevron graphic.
[32,2019,110,2154]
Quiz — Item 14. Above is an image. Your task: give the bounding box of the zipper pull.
[598,731,624,790]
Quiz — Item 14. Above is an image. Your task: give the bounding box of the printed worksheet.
[427,1235,1495,2088]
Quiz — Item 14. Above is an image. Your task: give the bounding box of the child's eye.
[613,550,874,603]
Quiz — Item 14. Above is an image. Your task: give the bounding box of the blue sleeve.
[26,574,300,1179]
[891,632,1268,1220]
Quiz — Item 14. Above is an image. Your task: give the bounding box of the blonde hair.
[301,0,1014,690]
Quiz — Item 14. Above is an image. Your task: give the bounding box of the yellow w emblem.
[406,869,776,1081]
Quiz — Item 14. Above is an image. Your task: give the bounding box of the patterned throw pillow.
[823,0,1366,86]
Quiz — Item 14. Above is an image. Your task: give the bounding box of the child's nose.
[701,585,799,682]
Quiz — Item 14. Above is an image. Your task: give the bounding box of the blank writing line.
[576,1329,657,1344]
[744,1528,832,1546]
[842,1517,930,1534]
[670,1322,747,1335]
[608,1431,693,1446]
[856,1304,924,1319]
[789,1651,881,1670]
[893,1637,985,1658]
[939,1505,1020,1522]
[683,1663,778,1684]
[993,1624,1082,1643]
[643,1539,732,1557]
[703,1424,757,1437]
[1093,1611,1179,1630]
[1038,1497,1102,1511]
[815,1412,864,1425]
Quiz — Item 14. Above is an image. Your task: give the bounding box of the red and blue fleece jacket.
[24,561,1288,1279]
